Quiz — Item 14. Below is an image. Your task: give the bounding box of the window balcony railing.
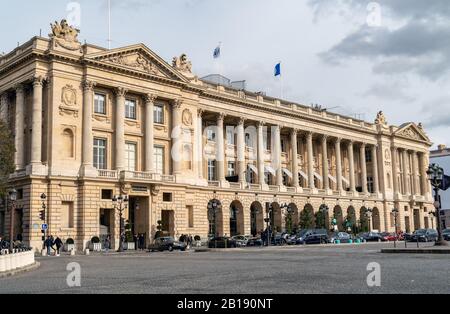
[98,169,119,179]
[208,181,220,187]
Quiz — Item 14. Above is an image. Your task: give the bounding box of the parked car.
[303,233,330,245]
[359,232,384,242]
[403,233,413,242]
[149,237,187,252]
[231,235,251,247]
[329,232,352,244]
[443,229,450,241]
[295,229,328,244]
[247,237,263,246]
[410,229,438,242]
[208,237,237,248]
[272,232,295,245]
[380,232,398,242]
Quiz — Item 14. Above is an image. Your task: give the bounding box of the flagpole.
[108,0,111,50]
[279,61,283,100]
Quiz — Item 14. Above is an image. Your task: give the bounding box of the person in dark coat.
[54,237,63,255]
[44,236,53,256]
[138,234,144,250]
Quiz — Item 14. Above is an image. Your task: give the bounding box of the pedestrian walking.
[44,236,53,256]
[54,236,63,256]
[133,234,138,250]
[138,234,145,251]
[104,235,111,252]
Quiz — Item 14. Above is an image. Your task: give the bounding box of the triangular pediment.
[84,44,188,82]
[395,123,430,142]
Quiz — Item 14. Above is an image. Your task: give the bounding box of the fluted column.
[335,138,343,192]
[0,93,8,123]
[114,87,127,171]
[144,94,156,172]
[30,76,44,165]
[322,135,329,190]
[419,152,430,196]
[411,151,419,195]
[197,109,204,179]
[392,147,399,195]
[307,131,315,189]
[257,121,266,185]
[371,145,379,194]
[217,113,226,182]
[402,149,409,195]
[14,84,25,170]
[81,80,96,175]
[274,125,283,186]
[172,99,183,175]
[348,141,356,192]
[291,129,300,188]
[360,143,368,194]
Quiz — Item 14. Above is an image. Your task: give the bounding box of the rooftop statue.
[172,53,192,73]
[49,19,80,43]
[374,111,387,125]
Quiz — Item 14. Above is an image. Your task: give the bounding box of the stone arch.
[299,204,315,230]
[207,199,223,237]
[288,203,299,233]
[250,201,264,236]
[359,206,369,232]
[333,205,344,231]
[346,206,357,234]
[229,200,244,236]
[271,202,282,232]
[315,204,330,231]
[372,207,381,232]
[62,128,74,158]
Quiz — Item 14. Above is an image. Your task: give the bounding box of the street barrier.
[0,249,35,273]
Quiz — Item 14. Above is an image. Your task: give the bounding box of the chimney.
[438,144,447,151]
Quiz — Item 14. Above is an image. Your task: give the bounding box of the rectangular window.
[187,206,194,228]
[94,93,106,114]
[93,138,107,170]
[226,128,235,145]
[125,99,137,120]
[281,138,287,153]
[207,128,216,142]
[101,189,113,200]
[154,146,164,174]
[125,142,137,171]
[208,159,216,181]
[367,176,374,193]
[365,149,372,163]
[163,193,173,202]
[154,104,164,124]
[227,161,236,176]
[60,201,74,229]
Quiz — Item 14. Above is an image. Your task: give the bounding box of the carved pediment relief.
[395,123,429,142]
[106,52,161,76]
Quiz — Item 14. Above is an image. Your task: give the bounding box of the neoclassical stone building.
[0,21,435,250]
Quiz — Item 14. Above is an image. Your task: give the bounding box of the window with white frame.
[153,146,164,174]
[125,99,137,120]
[227,161,236,176]
[154,104,164,124]
[245,133,253,148]
[365,149,372,163]
[206,128,216,142]
[94,93,106,115]
[208,159,216,181]
[226,128,235,145]
[125,142,137,171]
[367,176,374,193]
[93,138,107,170]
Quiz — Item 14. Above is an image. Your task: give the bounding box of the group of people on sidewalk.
[43,235,63,256]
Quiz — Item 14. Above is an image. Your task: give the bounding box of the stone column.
[0,93,8,124]
[348,141,356,192]
[217,113,226,183]
[335,138,343,192]
[81,80,96,176]
[402,149,409,195]
[114,87,127,171]
[257,121,266,185]
[30,76,44,165]
[274,125,283,186]
[392,147,399,195]
[419,152,429,196]
[360,143,368,194]
[144,94,156,172]
[197,109,204,180]
[172,99,183,175]
[321,135,329,190]
[14,84,25,170]
[371,145,379,194]
[411,151,419,195]
[291,129,300,188]
[307,131,315,189]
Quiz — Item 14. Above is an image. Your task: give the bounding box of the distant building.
[430,144,450,229]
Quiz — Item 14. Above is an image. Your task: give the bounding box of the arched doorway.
[299,204,315,230]
[359,207,369,232]
[413,208,420,231]
[250,201,264,236]
[271,202,281,232]
[315,204,329,231]
[287,203,299,233]
[229,200,244,236]
[333,206,344,231]
[346,206,357,234]
[207,199,223,238]
[372,207,381,232]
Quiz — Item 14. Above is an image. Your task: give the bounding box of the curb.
[381,248,450,254]
[0,262,41,279]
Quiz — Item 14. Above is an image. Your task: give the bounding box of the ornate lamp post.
[280,203,294,234]
[40,193,47,247]
[112,194,129,252]
[365,207,373,232]
[8,188,17,252]
[392,208,399,248]
[427,164,448,246]
[429,211,435,230]
[264,203,273,246]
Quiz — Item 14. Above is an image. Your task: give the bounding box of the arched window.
[62,128,74,158]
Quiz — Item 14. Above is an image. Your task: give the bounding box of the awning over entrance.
[248,164,258,174]
[265,165,276,176]
[342,176,350,185]
[314,172,323,182]
[328,174,337,183]
[282,168,293,178]
[299,170,308,180]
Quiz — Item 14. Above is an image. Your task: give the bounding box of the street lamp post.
[112,194,129,252]
[280,203,293,234]
[392,208,399,248]
[427,164,448,246]
[365,208,373,232]
[265,203,273,247]
[8,189,17,252]
[429,211,435,230]
[40,193,47,248]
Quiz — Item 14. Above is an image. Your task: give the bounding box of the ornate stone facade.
[0,20,434,251]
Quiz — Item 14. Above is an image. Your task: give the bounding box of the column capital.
[14,83,25,94]
[217,112,226,121]
[0,93,8,102]
[173,98,183,109]
[144,93,157,104]
[306,130,313,138]
[114,86,128,97]
[197,108,205,117]
[257,120,266,128]
[82,80,96,92]
[334,137,342,144]
[291,128,298,136]
[32,76,44,87]
[238,117,246,126]
[322,134,328,142]
[360,142,366,149]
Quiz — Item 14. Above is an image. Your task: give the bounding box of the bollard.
[85,249,90,255]
[41,249,47,257]
[70,249,75,256]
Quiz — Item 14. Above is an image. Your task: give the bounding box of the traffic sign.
[41,224,48,231]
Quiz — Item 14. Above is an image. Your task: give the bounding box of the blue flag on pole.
[213,45,221,59]
[274,62,281,76]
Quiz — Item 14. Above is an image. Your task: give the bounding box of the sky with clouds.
[1,0,449,147]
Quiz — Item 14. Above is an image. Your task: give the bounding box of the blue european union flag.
[274,63,281,76]
[213,45,221,59]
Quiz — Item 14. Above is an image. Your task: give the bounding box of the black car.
[303,234,329,245]
[410,229,438,242]
[295,229,328,244]
[360,232,384,242]
[208,237,237,248]
[149,237,187,252]
[443,229,450,241]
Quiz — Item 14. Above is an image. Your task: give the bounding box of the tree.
[299,208,315,229]
[0,120,15,198]
[315,211,326,229]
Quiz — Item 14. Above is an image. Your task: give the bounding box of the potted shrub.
[65,238,75,252]
[123,221,135,250]
[89,236,102,252]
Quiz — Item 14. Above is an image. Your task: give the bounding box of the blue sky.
[1,0,449,147]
